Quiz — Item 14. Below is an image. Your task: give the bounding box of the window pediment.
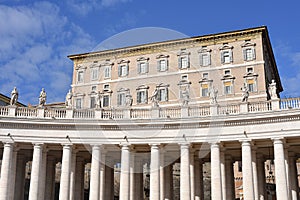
[75,64,87,70]
[199,78,213,83]
[241,41,256,48]
[219,44,233,50]
[156,83,170,88]
[100,61,114,67]
[117,88,130,92]
[243,72,258,78]
[118,59,130,64]
[136,85,149,90]
[221,74,235,80]
[156,54,169,59]
[73,93,85,97]
[178,80,191,86]
[198,48,212,53]
[137,57,149,62]
[177,49,190,56]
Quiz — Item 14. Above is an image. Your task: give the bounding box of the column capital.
[179,142,190,148]
[210,142,220,148]
[272,137,285,144]
[61,143,73,147]
[149,143,161,149]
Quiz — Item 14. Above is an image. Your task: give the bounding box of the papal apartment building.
[0,26,300,200]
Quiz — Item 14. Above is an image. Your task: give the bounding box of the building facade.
[0,26,300,200]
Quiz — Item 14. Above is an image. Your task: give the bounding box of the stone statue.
[268,79,277,99]
[150,88,159,107]
[125,94,133,107]
[39,88,47,107]
[10,87,18,106]
[65,89,73,108]
[241,84,249,102]
[181,87,189,106]
[209,86,218,105]
[95,92,102,109]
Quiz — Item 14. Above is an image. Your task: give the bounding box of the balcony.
[0,98,299,120]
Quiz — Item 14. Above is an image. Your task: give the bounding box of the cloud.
[0,2,95,105]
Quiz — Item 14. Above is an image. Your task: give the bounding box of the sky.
[0,0,300,105]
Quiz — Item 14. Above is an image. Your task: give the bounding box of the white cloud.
[0,2,95,105]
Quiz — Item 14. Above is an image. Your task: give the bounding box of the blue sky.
[0,0,300,105]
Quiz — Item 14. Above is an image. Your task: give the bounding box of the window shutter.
[137,92,141,103]
[178,57,182,69]
[137,63,141,74]
[157,60,161,71]
[145,91,148,103]
[145,62,149,73]
[117,94,121,106]
[126,65,129,76]
[199,54,203,66]
[208,54,211,65]
[165,88,169,101]
[166,59,169,71]
[243,49,247,61]
[229,50,233,62]
[157,89,161,101]
[118,66,121,77]
[187,56,190,68]
[252,48,256,60]
[221,52,225,63]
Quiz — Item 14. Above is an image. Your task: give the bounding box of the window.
[77,71,84,83]
[203,73,209,79]
[117,93,126,106]
[138,62,149,74]
[158,60,168,71]
[156,54,169,72]
[75,98,82,109]
[91,86,97,91]
[103,84,110,91]
[247,67,253,73]
[102,95,110,107]
[224,81,233,95]
[224,70,231,75]
[181,74,188,81]
[242,41,256,61]
[90,97,96,108]
[201,83,209,97]
[137,90,148,104]
[220,44,233,64]
[246,79,256,92]
[118,65,128,77]
[180,57,189,69]
[104,66,111,78]
[91,68,99,80]
[157,88,168,102]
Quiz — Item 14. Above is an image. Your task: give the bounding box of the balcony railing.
[1,98,299,120]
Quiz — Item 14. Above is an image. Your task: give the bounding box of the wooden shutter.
[243,49,247,61]
[137,63,141,74]
[178,57,182,69]
[118,65,121,77]
[252,48,256,60]
[229,50,233,62]
[145,62,149,73]
[221,51,225,63]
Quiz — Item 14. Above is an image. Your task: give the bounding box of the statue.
[39,88,47,107]
[95,92,102,109]
[150,88,159,107]
[181,87,189,106]
[209,86,218,105]
[65,90,73,108]
[268,79,277,99]
[241,84,249,102]
[10,87,18,106]
[125,94,133,107]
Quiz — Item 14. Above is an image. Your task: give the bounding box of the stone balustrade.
[1,98,299,120]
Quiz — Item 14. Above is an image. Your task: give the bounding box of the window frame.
[198,47,212,67]
[242,41,256,61]
[156,54,169,72]
[177,50,190,69]
[136,85,149,104]
[219,44,234,64]
[118,60,130,77]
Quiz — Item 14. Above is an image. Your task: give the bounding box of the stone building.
[0,26,300,200]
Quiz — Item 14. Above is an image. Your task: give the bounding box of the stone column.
[45,156,56,200]
[194,158,204,200]
[284,147,291,200]
[135,156,144,200]
[28,143,43,200]
[119,144,130,200]
[14,153,27,200]
[164,164,173,200]
[0,142,14,200]
[130,153,135,200]
[150,144,160,200]
[190,150,195,200]
[252,148,259,200]
[220,151,226,200]
[59,144,73,200]
[225,155,234,200]
[256,154,266,200]
[75,157,85,200]
[69,150,77,200]
[180,143,191,200]
[99,152,106,200]
[9,148,18,200]
[160,149,165,200]
[288,153,299,200]
[89,145,102,200]
[273,138,289,199]
[38,149,48,200]
[241,140,255,200]
[210,143,223,200]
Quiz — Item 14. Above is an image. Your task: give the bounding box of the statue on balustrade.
[65,89,73,108]
[150,88,159,107]
[268,79,278,99]
[209,86,218,105]
[125,94,133,107]
[39,88,47,107]
[181,87,189,106]
[241,84,249,102]
[10,87,19,106]
[95,92,102,109]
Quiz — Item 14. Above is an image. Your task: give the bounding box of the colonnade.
[0,138,300,200]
